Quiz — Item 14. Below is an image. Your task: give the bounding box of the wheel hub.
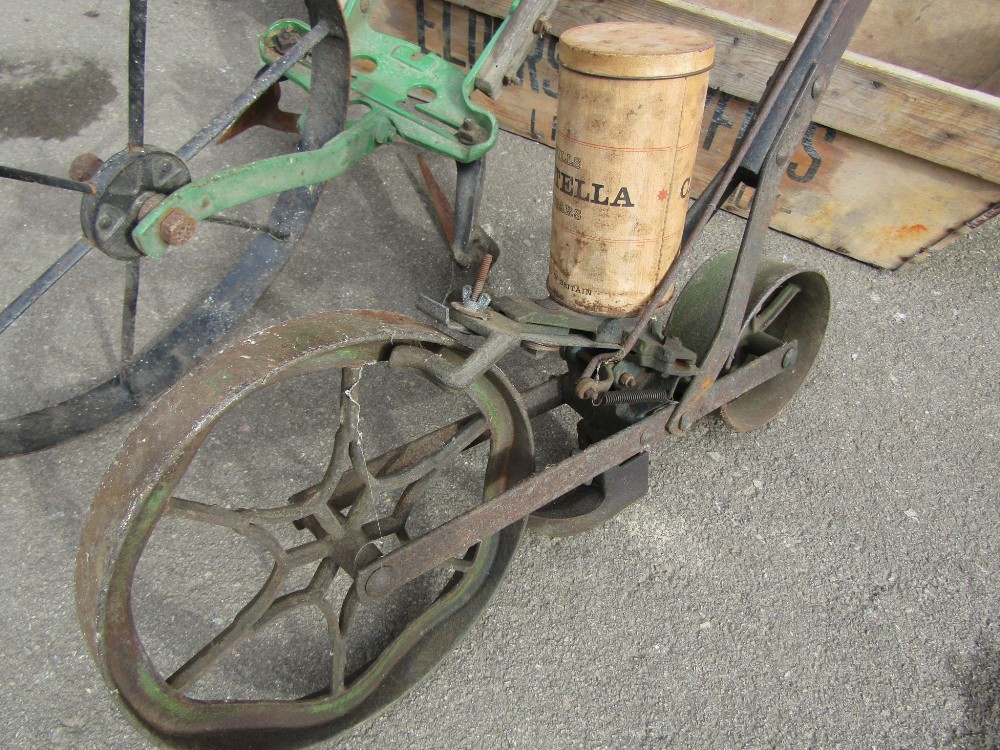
[80,147,190,260]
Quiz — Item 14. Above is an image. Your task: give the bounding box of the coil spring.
[594,389,675,406]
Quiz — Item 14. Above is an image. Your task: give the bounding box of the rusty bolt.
[69,152,103,182]
[782,347,798,369]
[274,27,300,53]
[812,76,828,99]
[456,117,481,146]
[618,372,636,388]
[532,16,551,35]
[158,207,197,246]
[364,566,394,598]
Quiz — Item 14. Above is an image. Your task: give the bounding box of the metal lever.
[453,157,488,267]
[666,0,873,432]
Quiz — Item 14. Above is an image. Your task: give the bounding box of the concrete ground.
[0,1,997,748]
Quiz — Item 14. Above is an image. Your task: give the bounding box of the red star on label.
[657,189,669,201]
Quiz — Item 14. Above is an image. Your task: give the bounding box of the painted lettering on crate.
[788,123,838,183]
[530,109,558,143]
[702,89,837,184]
[417,0,496,64]
[415,1,559,96]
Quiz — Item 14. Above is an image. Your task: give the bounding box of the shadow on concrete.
[955,631,1000,749]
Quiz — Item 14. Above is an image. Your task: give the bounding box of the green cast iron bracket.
[132,0,518,258]
[267,0,505,162]
[132,110,396,258]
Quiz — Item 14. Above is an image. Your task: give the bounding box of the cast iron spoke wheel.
[0,0,349,457]
[76,310,534,748]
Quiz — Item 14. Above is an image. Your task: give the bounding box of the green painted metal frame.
[132,0,516,258]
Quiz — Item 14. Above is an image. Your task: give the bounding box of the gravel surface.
[0,2,997,749]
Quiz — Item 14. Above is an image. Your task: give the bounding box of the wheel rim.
[0,0,349,457]
[720,266,830,432]
[77,310,534,746]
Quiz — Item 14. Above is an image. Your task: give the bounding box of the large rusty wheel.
[0,0,349,456]
[76,310,534,747]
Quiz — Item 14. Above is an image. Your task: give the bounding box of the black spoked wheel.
[77,310,534,748]
[0,0,349,456]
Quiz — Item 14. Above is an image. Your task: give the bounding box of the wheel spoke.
[203,214,290,240]
[176,20,330,161]
[0,240,92,335]
[284,409,487,530]
[169,496,287,558]
[753,282,801,333]
[164,502,334,690]
[307,558,339,595]
[359,515,406,541]
[312,367,365,509]
[128,0,148,149]
[377,417,485,491]
[0,165,95,195]
[346,442,384,523]
[167,564,285,690]
[338,584,360,634]
[392,473,434,524]
[447,556,476,573]
[120,258,140,384]
[274,587,349,696]
[360,471,437,545]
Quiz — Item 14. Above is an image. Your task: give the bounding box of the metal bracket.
[527,452,650,537]
[450,304,620,352]
[682,339,797,426]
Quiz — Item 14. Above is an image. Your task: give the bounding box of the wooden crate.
[374,0,1000,268]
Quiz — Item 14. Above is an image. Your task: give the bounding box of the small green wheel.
[667,251,831,432]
